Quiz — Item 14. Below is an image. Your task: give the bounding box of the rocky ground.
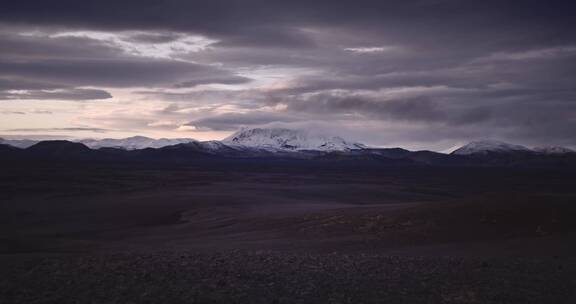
[2,251,575,304]
[1,161,575,303]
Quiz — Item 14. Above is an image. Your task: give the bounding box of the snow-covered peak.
[79,136,197,150]
[452,140,531,155]
[222,128,366,151]
[533,146,575,154]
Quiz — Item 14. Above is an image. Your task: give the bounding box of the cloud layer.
[1,0,575,149]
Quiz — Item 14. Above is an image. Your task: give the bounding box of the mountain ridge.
[1,130,575,161]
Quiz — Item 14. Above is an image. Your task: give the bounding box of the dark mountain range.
[1,138,575,169]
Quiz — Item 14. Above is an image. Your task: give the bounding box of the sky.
[1,0,575,151]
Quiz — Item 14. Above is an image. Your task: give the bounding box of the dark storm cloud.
[137,89,266,105]
[272,81,575,125]
[3,1,575,73]
[0,58,250,88]
[0,32,123,59]
[173,75,252,88]
[0,31,252,90]
[0,88,112,101]
[186,111,300,131]
[0,78,64,91]
[3,1,575,45]
[125,32,184,44]
[2,0,576,147]
[274,92,449,123]
[212,27,317,49]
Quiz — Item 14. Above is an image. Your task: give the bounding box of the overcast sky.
[1,0,575,150]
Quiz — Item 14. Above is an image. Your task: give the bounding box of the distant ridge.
[533,146,575,154]
[27,140,91,152]
[26,140,93,159]
[0,137,574,168]
[79,136,197,150]
[1,130,575,167]
[0,138,39,149]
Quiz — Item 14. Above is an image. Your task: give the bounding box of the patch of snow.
[79,136,197,150]
[452,140,531,155]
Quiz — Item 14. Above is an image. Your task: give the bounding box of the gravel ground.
[1,251,575,304]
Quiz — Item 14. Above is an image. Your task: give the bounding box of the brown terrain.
[1,160,575,303]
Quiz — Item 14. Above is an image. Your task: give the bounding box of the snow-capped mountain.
[4,132,571,157]
[222,128,367,151]
[3,129,368,152]
[451,140,532,155]
[533,146,575,154]
[79,136,197,150]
